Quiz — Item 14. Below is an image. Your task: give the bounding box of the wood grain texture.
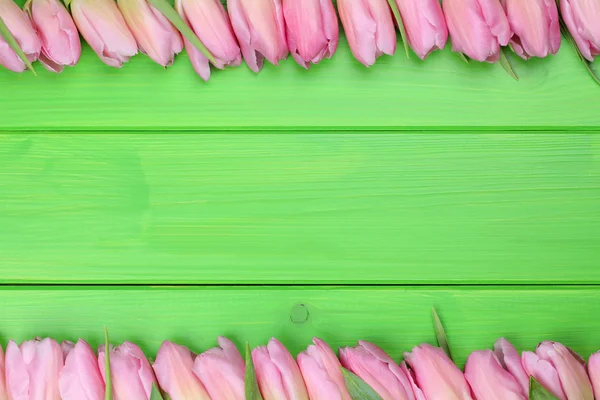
[0,39,599,130]
[1,286,600,367]
[1,132,599,284]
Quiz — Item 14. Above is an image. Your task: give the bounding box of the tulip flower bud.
[337,0,396,67]
[193,336,245,400]
[403,344,472,400]
[501,0,560,59]
[252,338,309,400]
[117,0,183,67]
[153,341,210,400]
[60,340,104,400]
[0,0,41,72]
[588,352,600,399]
[175,0,241,81]
[0,346,7,400]
[339,341,416,400]
[297,338,351,400]
[392,0,448,59]
[522,341,593,400]
[560,0,600,62]
[70,0,137,68]
[227,0,288,73]
[465,350,526,400]
[494,338,529,396]
[443,0,511,62]
[5,337,63,400]
[98,341,157,400]
[282,0,338,68]
[24,0,80,72]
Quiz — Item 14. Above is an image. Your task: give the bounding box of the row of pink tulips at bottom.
[1,0,599,80]
[2,335,600,400]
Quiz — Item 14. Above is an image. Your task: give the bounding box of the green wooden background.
[1,19,600,366]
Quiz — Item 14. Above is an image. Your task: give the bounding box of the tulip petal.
[29,0,81,71]
[71,0,138,67]
[193,337,245,400]
[560,0,600,62]
[522,350,566,400]
[60,340,104,400]
[5,341,29,400]
[404,344,472,400]
[153,341,209,400]
[494,338,529,397]
[297,352,343,400]
[395,0,448,59]
[465,350,526,400]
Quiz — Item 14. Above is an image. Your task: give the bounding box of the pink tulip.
[60,340,104,400]
[5,338,63,400]
[0,0,41,72]
[403,344,473,400]
[117,0,183,66]
[24,0,80,72]
[282,0,338,68]
[560,0,600,62]
[339,341,416,400]
[494,338,529,396]
[0,346,7,400]
[227,0,288,73]
[465,350,526,400]
[252,338,309,400]
[443,0,511,62]
[175,0,241,81]
[192,337,245,400]
[153,341,210,400]
[297,338,351,400]
[337,0,396,67]
[501,0,560,59]
[522,341,593,400]
[588,352,600,399]
[70,0,137,67]
[392,0,448,59]
[98,341,157,400]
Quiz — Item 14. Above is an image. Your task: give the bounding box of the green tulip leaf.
[530,376,558,400]
[147,0,216,64]
[245,342,263,400]
[104,327,112,400]
[499,48,519,81]
[386,0,410,58]
[458,52,469,63]
[560,22,600,85]
[341,367,383,400]
[432,307,453,360]
[150,383,165,400]
[0,15,36,75]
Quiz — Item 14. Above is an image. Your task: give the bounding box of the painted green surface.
[0,39,599,130]
[1,132,599,284]
[1,286,600,368]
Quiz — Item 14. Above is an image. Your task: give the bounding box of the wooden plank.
[1,285,600,367]
[1,132,599,284]
[0,40,599,130]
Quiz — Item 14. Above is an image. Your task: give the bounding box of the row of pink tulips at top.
[0,0,598,80]
[3,333,600,400]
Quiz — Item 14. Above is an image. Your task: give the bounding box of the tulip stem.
[147,0,216,65]
[0,15,36,75]
[499,48,518,81]
[386,0,410,59]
